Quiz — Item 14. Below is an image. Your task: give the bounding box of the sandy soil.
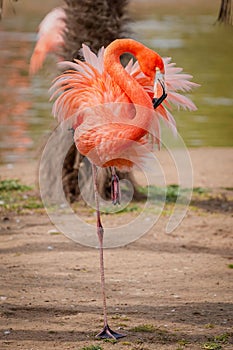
[0,148,233,350]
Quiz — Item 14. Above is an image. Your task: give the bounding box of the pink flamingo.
[50,38,198,339]
[29,7,66,75]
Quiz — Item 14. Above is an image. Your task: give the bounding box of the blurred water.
[0,0,232,164]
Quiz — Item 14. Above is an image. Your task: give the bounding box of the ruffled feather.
[50,43,199,169]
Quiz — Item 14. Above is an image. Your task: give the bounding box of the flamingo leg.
[91,164,125,339]
[111,166,121,205]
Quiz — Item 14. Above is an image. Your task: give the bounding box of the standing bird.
[29,7,66,75]
[51,38,198,339]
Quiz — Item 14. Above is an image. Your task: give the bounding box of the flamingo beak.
[152,68,167,109]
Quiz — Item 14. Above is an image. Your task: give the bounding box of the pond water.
[0,0,232,164]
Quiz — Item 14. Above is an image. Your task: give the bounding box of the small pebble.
[60,203,67,209]
[173,294,180,299]
[4,330,11,335]
[47,229,60,235]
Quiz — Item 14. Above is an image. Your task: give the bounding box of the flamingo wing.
[51,45,132,125]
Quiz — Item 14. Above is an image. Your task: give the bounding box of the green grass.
[138,184,209,204]
[117,204,139,214]
[202,342,222,350]
[177,338,190,346]
[205,323,215,329]
[49,230,62,235]
[101,204,140,214]
[223,187,233,191]
[0,179,32,192]
[111,314,130,321]
[214,333,231,343]
[0,179,43,213]
[130,324,155,333]
[193,187,208,194]
[0,179,214,215]
[202,333,232,350]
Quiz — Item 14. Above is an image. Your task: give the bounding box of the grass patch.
[0,193,43,212]
[177,338,190,346]
[0,179,43,214]
[121,341,131,345]
[138,184,209,204]
[130,324,155,333]
[205,323,215,329]
[192,187,208,194]
[227,264,233,269]
[0,179,32,192]
[202,333,232,350]
[223,187,233,191]
[112,315,130,322]
[0,179,212,216]
[49,230,61,235]
[118,204,139,213]
[214,333,231,343]
[102,204,140,214]
[202,342,222,350]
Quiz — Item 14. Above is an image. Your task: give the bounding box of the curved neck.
[104,39,153,110]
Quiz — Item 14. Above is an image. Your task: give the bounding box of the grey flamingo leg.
[92,164,125,339]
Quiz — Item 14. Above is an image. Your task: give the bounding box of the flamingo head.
[138,50,167,109]
[139,50,164,80]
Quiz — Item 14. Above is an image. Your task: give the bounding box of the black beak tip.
[152,97,158,109]
[152,93,167,109]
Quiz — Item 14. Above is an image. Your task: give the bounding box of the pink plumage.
[51,43,198,170]
[29,7,66,75]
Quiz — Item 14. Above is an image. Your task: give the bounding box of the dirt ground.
[0,148,233,350]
